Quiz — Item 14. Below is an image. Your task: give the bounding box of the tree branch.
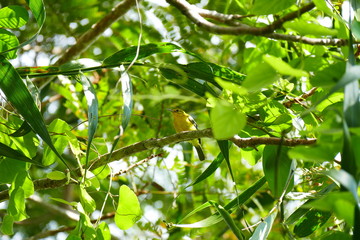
[166,0,347,46]
[55,0,137,66]
[0,129,316,202]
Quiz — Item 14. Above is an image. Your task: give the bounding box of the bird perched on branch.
[169,108,205,161]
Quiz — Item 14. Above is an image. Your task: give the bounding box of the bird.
[169,108,205,161]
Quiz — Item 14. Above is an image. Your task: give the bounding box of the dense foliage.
[0,0,359,239]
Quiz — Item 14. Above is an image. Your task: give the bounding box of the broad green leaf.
[263,55,309,78]
[284,19,338,36]
[174,177,266,228]
[0,159,27,183]
[115,185,142,230]
[215,77,247,95]
[250,210,277,240]
[243,61,279,92]
[251,0,296,14]
[311,62,346,88]
[263,145,293,198]
[0,57,70,169]
[293,209,332,237]
[210,201,244,240]
[47,171,66,180]
[210,100,246,139]
[305,192,355,226]
[1,0,45,55]
[96,222,111,240]
[43,119,71,166]
[8,187,27,221]
[0,142,41,165]
[0,214,14,235]
[326,169,360,204]
[79,185,96,213]
[288,145,339,163]
[0,5,28,28]
[0,29,19,59]
[69,203,96,239]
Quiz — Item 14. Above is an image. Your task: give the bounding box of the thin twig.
[283,87,318,108]
[166,0,347,46]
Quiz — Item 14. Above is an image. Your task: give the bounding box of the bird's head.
[168,108,187,116]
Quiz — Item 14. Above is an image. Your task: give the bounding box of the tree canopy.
[0,0,359,239]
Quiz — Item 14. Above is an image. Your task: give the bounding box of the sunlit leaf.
[250,210,278,239]
[210,100,246,139]
[115,185,142,230]
[0,5,28,28]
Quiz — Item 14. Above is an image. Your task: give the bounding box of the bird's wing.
[188,115,198,129]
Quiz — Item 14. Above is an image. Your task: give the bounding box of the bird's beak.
[167,108,174,112]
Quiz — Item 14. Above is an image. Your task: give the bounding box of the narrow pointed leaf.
[103,42,185,65]
[174,177,266,228]
[190,151,225,186]
[0,142,41,165]
[9,121,32,137]
[0,56,70,169]
[119,66,133,133]
[78,74,98,167]
[250,210,278,239]
[210,201,244,239]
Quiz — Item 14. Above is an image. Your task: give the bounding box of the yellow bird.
[169,108,205,161]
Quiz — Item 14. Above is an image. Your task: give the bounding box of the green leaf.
[284,19,338,36]
[96,222,111,240]
[251,0,296,15]
[0,142,41,165]
[210,201,244,240]
[0,159,27,183]
[305,192,355,226]
[326,169,360,204]
[1,0,45,55]
[210,100,246,139]
[79,185,96,213]
[0,214,14,235]
[0,57,70,169]
[47,171,66,180]
[78,74,98,167]
[288,145,339,163]
[242,61,279,92]
[263,55,309,77]
[293,209,332,237]
[190,150,225,186]
[263,145,293,198]
[9,121,32,137]
[115,185,142,230]
[174,177,266,228]
[0,5,29,28]
[250,210,277,240]
[0,29,19,59]
[103,42,184,65]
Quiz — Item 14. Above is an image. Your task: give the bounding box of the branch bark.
[166,0,347,46]
[55,0,138,66]
[0,129,316,202]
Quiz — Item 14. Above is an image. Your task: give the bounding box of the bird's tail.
[195,145,205,161]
